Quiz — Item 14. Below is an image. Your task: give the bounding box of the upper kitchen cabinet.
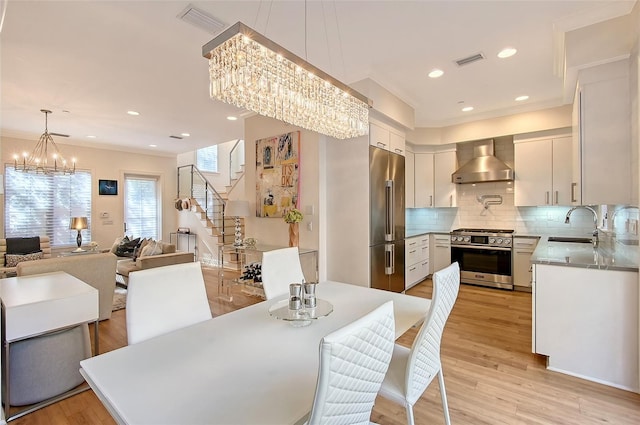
[370,122,405,157]
[514,135,572,206]
[434,149,457,208]
[572,59,633,206]
[414,152,434,208]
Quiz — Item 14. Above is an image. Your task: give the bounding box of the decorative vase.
[289,223,299,247]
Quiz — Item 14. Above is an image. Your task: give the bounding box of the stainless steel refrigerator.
[370,145,405,292]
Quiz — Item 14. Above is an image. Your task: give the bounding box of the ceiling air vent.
[177,4,226,35]
[170,135,183,140]
[455,53,485,67]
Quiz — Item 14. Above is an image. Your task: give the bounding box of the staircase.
[177,140,246,250]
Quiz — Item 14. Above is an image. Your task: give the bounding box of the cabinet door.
[389,130,405,156]
[405,151,415,208]
[513,237,538,288]
[551,137,572,205]
[515,140,552,206]
[414,153,434,208]
[369,123,390,151]
[430,234,451,274]
[434,151,457,207]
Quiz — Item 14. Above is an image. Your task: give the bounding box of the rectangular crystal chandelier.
[202,22,371,140]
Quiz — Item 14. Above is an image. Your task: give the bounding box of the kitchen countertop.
[531,238,639,272]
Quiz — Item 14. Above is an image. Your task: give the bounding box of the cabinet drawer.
[406,246,421,266]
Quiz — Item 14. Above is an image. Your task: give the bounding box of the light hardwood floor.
[10,267,640,424]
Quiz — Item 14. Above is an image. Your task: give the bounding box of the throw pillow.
[133,238,150,260]
[115,237,140,257]
[5,251,43,267]
[140,240,162,257]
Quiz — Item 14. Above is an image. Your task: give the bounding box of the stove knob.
[489,237,496,244]
[504,239,511,245]
[450,236,455,242]
[497,238,503,244]
[457,236,464,242]
[464,236,471,242]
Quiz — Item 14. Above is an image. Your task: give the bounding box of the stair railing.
[227,139,245,195]
[177,164,227,241]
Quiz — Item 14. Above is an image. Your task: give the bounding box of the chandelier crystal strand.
[204,22,369,140]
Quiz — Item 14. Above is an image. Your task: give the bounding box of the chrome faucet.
[565,206,599,247]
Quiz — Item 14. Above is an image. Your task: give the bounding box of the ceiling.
[0,0,636,155]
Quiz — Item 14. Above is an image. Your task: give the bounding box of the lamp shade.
[69,217,88,230]
[225,200,250,217]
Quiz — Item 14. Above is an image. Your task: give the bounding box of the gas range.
[450,228,514,248]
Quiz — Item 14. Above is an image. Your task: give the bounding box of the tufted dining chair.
[126,262,212,344]
[261,247,305,299]
[378,262,460,425]
[300,301,395,425]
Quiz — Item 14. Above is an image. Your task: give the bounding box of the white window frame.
[124,174,161,240]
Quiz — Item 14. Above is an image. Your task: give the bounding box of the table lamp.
[69,217,88,251]
[225,200,250,247]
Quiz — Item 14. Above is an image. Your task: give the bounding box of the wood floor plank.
[9,272,640,424]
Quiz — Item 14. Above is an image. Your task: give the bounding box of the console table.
[217,244,318,301]
[0,271,99,421]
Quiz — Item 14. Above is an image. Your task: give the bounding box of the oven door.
[451,245,513,290]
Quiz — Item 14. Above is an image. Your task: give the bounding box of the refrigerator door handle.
[385,243,394,275]
[385,180,394,241]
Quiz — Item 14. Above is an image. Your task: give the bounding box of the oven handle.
[451,245,512,252]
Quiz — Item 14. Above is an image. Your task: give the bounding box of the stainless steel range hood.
[452,139,514,184]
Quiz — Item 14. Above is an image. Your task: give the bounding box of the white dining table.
[80,281,431,425]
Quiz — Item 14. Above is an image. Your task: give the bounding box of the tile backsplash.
[407,180,638,238]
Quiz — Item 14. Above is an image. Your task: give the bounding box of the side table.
[0,271,99,421]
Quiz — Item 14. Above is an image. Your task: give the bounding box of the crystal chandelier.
[13,109,75,175]
[202,22,371,140]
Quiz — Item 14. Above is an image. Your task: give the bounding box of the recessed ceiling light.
[181,133,190,137]
[227,116,238,121]
[428,69,444,78]
[515,95,529,101]
[86,135,96,139]
[127,110,140,116]
[149,144,157,148]
[462,106,474,112]
[497,47,517,59]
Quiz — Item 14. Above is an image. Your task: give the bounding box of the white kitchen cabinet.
[414,153,434,208]
[430,233,451,274]
[512,237,538,290]
[405,150,415,208]
[369,122,405,157]
[405,234,429,289]
[514,136,572,206]
[533,263,638,392]
[434,150,457,207]
[571,59,633,206]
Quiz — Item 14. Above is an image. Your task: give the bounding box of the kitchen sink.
[547,236,593,244]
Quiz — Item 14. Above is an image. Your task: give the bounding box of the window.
[4,166,92,247]
[124,175,159,239]
[196,145,218,172]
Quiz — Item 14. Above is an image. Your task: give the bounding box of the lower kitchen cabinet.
[430,233,451,274]
[533,264,639,392]
[512,237,539,291]
[405,235,429,289]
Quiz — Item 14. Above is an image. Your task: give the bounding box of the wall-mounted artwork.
[98,179,118,195]
[255,131,300,218]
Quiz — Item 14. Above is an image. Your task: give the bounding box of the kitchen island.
[531,238,639,392]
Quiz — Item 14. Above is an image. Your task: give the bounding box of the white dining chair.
[261,246,305,299]
[126,262,212,345]
[378,262,460,425]
[301,300,395,425]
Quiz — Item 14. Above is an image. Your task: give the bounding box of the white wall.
[1,136,178,251]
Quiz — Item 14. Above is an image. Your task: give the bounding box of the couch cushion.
[116,259,138,277]
[115,237,140,257]
[140,240,163,257]
[5,251,43,267]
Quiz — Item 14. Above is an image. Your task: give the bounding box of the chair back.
[126,262,212,344]
[405,262,460,405]
[307,301,395,425]
[261,247,305,299]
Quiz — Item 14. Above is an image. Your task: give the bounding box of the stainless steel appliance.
[370,145,405,293]
[450,228,513,290]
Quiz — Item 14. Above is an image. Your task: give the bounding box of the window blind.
[124,175,159,239]
[196,145,218,172]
